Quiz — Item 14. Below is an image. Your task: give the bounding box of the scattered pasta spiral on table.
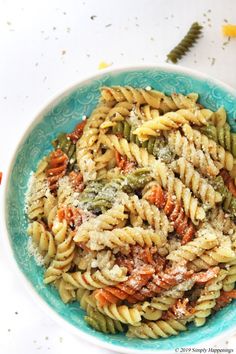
[25,85,236,339]
[167,22,202,63]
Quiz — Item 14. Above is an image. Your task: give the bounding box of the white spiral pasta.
[170,157,222,207]
[28,221,56,264]
[189,236,236,271]
[209,106,227,127]
[193,270,227,326]
[143,279,195,312]
[168,130,221,176]
[208,208,236,235]
[100,101,134,128]
[127,319,187,338]
[97,303,142,326]
[76,103,113,181]
[43,192,58,228]
[54,278,77,303]
[86,226,167,251]
[167,226,219,263]
[135,104,160,121]
[101,87,199,113]
[223,260,236,291]
[135,279,195,321]
[74,204,128,243]
[93,149,116,172]
[77,288,93,310]
[101,86,165,109]
[62,265,127,290]
[44,222,75,284]
[133,108,213,141]
[123,194,173,236]
[182,124,234,171]
[99,134,156,166]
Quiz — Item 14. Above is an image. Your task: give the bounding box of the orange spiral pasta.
[94,265,155,306]
[67,120,87,143]
[116,245,166,274]
[95,265,194,306]
[115,151,136,173]
[215,290,236,311]
[220,169,236,197]
[57,206,83,230]
[161,298,195,321]
[46,149,68,194]
[147,185,196,244]
[68,171,84,192]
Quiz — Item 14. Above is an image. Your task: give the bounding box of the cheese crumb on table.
[222,24,236,37]
[98,61,112,70]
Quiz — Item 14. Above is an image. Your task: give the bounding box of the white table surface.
[1,0,236,353]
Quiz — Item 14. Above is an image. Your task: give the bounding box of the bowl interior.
[5,67,236,352]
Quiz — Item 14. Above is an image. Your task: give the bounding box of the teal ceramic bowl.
[4,65,236,353]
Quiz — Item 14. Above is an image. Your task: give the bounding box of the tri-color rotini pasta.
[25,85,236,340]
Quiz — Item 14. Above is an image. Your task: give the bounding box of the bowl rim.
[3,63,236,353]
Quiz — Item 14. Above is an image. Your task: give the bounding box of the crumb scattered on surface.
[105,24,112,28]
[61,50,66,55]
[90,15,97,20]
[98,61,112,70]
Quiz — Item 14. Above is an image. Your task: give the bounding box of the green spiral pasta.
[200,124,236,158]
[78,181,104,210]
[167,22,202,63]
[85,306,125,334]
[111,121,173,163]
[212,176,236,214]
[90,168,152,212]
[52,133,76,171]
[78,288,125,334]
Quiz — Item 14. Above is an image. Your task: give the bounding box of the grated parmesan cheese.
[27,238,45,266]
[127,107,141,127]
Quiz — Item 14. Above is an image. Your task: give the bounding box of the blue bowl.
[4,65,236,353]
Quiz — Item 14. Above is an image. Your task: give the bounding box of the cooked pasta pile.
[26,86,236,339]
